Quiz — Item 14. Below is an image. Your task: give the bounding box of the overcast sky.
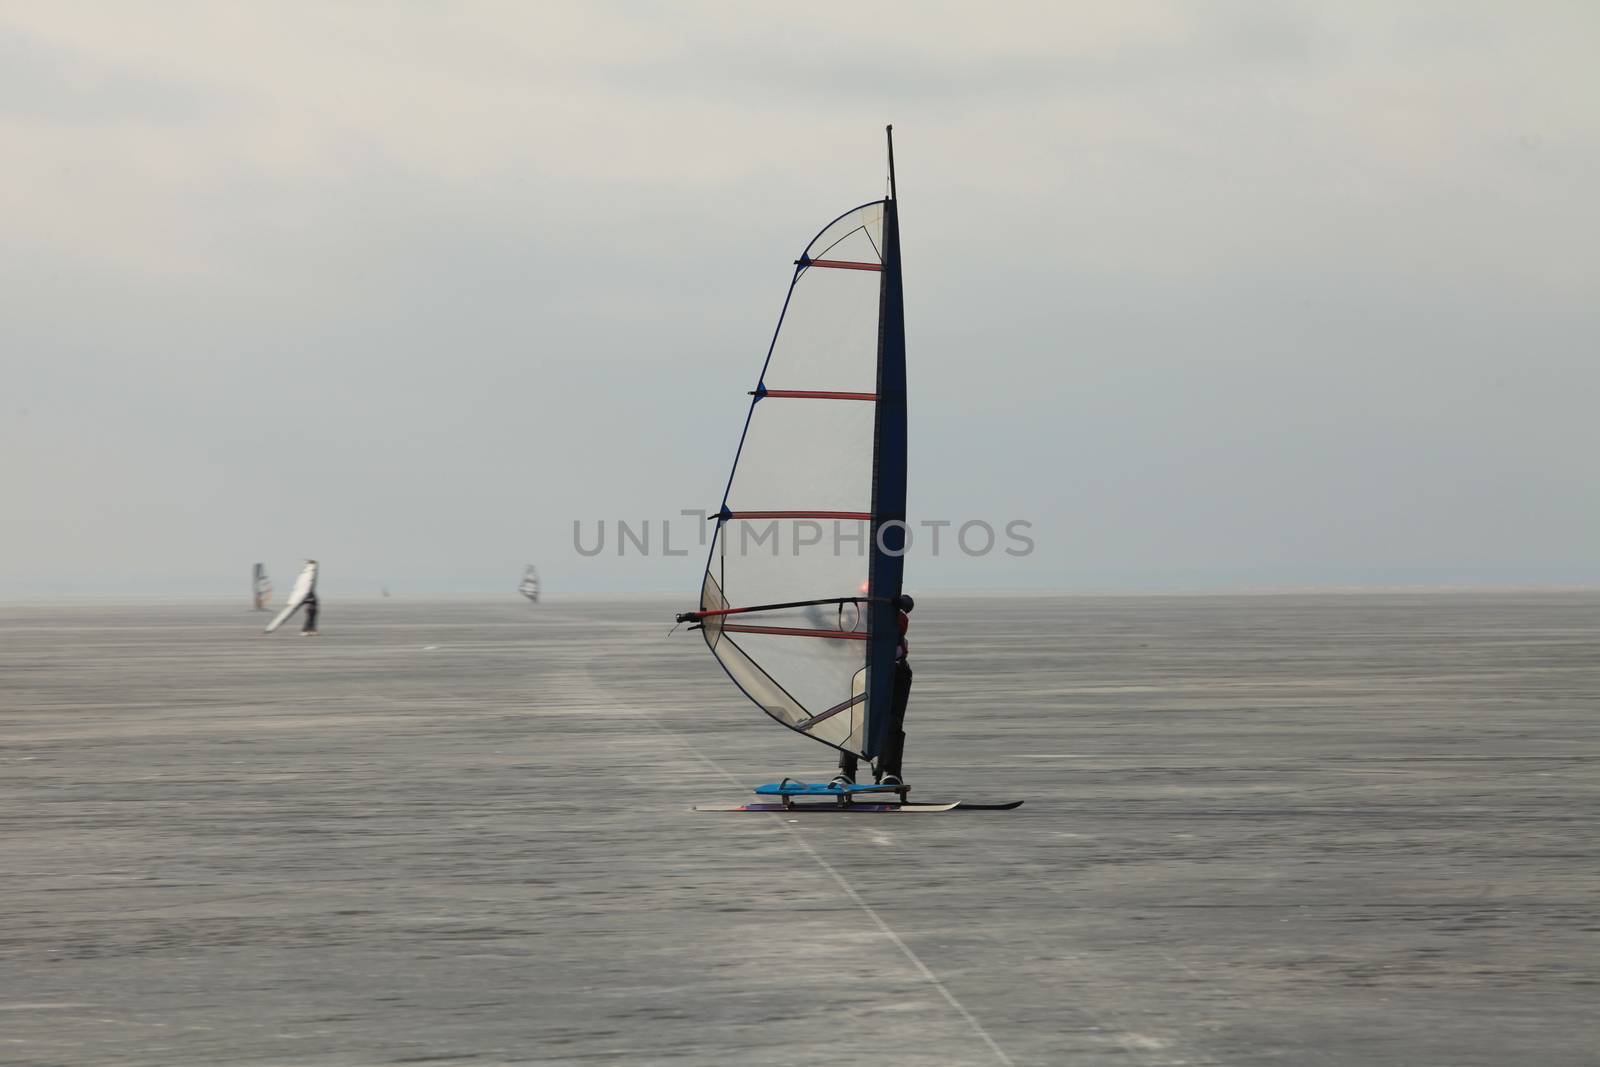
[2,1,1596,599]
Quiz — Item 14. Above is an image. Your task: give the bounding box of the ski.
[944,800,1024,811]
[694,802,958,813]
[693,800,1021,813]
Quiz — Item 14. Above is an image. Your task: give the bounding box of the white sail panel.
[713,518,870,605]
[698,574,867,751]
[807,202,884,267]
[725,398,875,513]
[762,214,883,395]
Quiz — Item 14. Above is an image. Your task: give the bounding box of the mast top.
[886,124,897,202]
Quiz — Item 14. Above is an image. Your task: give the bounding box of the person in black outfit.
[301,591,320,634]
[833,595,914,787]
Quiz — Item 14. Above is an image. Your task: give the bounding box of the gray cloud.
[0,27,243,125]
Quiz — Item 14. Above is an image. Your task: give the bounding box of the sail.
[680,133,907,760]
[252,563,273,611]
[264,560,317,633]
[519,565,540,602]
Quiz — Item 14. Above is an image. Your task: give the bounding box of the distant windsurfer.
[263,560,320,636]
[833,594,914,787]
[252,563,272,611]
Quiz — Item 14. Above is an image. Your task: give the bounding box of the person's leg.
[877,662,913,782]
[831,750,858,787]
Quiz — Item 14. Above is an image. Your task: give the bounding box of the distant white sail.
[265,560,318,633]
[252,563,273,611]
[519,565,540,603]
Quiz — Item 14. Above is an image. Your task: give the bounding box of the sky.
[2,1,1597,599]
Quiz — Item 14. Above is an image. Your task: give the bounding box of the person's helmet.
[894,594,915,613]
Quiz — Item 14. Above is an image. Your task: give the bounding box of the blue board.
[755,780,905,797]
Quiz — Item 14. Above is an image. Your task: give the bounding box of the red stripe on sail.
[801,258,881,272]
[725,510,871,521]
[754,390,877,401]
[723,624,869,641]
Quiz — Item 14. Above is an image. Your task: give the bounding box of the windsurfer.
[832,594,914,787]
[301,590,320,635]
[263,559,321,636]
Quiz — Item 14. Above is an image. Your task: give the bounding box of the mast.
[864,125,907,760]
[886,123,898,201]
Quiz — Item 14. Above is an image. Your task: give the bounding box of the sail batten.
[722,624,870,641]
[724,510,872,520]
[753,390,878,401]
[796,693,867,730]
[799,258,882,272]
